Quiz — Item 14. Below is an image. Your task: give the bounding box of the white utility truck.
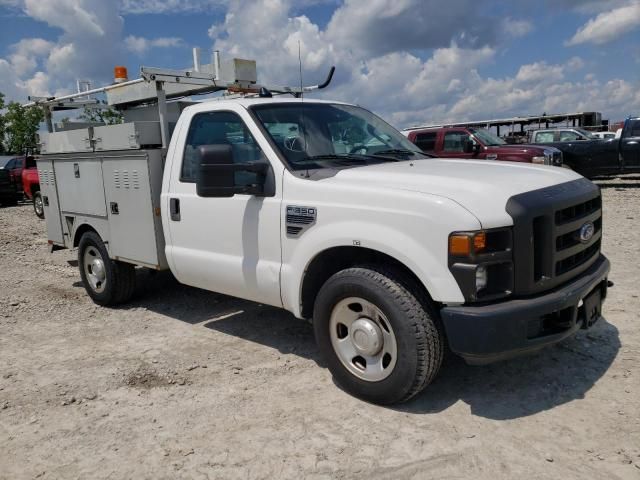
[30,51,610,404]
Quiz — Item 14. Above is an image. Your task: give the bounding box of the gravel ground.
[1,177,639,480]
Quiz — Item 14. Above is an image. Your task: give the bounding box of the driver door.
[165,108,284,307]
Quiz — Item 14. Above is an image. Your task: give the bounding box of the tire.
[78,231,136,306]
[33,191,44,218]
[313,266,444,405]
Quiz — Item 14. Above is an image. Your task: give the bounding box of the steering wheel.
[349,144,368,155]
[284,136,306,152]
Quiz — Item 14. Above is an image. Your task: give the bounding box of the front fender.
[281,219,474,318]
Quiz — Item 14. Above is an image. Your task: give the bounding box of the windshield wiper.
[298,153,404,164]
[302,154,372,162]
[371,149,421,157]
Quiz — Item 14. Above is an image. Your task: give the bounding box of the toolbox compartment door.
[101,153,161,267]
[55,159,108,217]
[36,158,65,244]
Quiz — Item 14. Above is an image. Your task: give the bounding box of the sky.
[0,0,639,129]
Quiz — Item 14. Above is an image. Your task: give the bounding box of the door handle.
[170,198,181,221]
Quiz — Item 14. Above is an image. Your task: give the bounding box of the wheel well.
[300,246,434,319]
[30,184,40,195]
[73,224,99,248]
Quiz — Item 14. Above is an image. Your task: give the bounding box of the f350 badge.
[286,205,317,236]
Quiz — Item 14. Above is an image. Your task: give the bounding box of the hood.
[325,158,582,228]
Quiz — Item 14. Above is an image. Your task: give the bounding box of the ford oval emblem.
[579,222,595,243]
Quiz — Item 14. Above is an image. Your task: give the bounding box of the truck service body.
[32,56,610,404]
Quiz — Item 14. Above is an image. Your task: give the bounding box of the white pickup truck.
[35,84,610,405]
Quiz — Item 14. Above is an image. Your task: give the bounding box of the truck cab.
[404,126,563,167]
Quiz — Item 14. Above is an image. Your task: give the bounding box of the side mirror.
[196,144,269,198]
[462,139,476,154]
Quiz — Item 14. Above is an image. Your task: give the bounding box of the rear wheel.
[33,191,44,218]
[313,266,443,405]
[78,231,136,306]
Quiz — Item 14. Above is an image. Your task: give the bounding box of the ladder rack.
[25,49,335,149]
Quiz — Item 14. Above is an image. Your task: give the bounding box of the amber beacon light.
[114,66,128,83]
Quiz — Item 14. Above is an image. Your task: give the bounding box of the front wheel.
[33,191,44,218]
[313,267,444,405]
[78,231,136,306]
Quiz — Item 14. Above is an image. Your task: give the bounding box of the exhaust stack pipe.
[213,50,220,80]
[192,47,201,72]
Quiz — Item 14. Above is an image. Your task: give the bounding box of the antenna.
[298,40,310,178]
[298,40,304,100]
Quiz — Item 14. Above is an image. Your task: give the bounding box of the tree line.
[0,92,44,155]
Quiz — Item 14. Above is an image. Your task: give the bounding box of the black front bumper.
[441,254,610,365]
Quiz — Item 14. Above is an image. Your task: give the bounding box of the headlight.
[475,265,488,292]
[539,148,563,167]
[448,228,513,302]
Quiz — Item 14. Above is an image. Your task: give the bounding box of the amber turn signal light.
[449,235,471,256]
[473,231,486,252]
[449,231,486,256]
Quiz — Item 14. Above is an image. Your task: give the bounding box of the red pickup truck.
[403,126,563,167]
[21,156,43,218]
[4,155,43,217]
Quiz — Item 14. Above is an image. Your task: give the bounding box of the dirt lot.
[1,177,639,480]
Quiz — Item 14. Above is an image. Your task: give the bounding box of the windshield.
[0,156,15,168]
[469,128,506,146]
[251,102,428,170]
[575,128,596,139]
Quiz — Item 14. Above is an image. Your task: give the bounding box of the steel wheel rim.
[34,196,43,215]
[329,297,398,382]
[83,246,107,293]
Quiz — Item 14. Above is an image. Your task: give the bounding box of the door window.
[559,130,581,141]
[6,158,18,169]
[414,132,437,151]
[181,111,265,184]
[534,132,554,143]
[442,131,470,152]
[628,120,640,137]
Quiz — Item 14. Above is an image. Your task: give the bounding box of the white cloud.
[324,0,498,56]
[208,0,640,127]
[0,59,31,100]
[502,18,534,37]
[557,0,632,15]
[566,2,640,45]
[1,0,639,130]
[515,61,564,84]
[0,0,125,102]
[566,56,585,71]
[23,71,51,97]
[119,0,226,14]
[124,35,185,55]
[8,38,54,76]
